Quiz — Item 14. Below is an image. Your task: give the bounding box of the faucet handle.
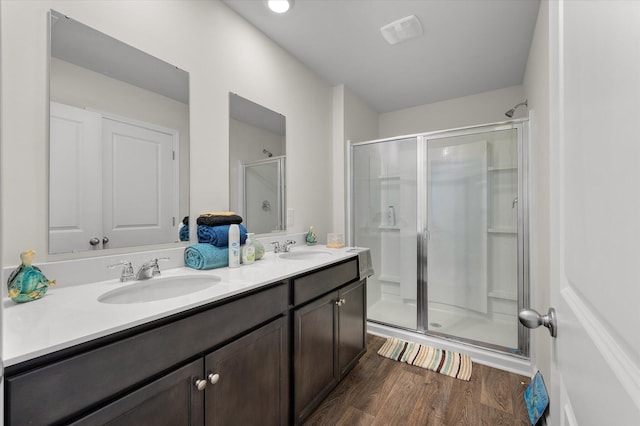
[283,240,296,252]
[270,242,281,253]
[151,257,170,276]
[108,261,135,282]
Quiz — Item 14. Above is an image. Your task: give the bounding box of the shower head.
[505,100,528,118]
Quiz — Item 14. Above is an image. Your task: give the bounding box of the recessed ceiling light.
[266,0,293,14]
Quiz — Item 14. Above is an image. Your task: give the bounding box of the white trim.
[561,286,640,412]
[368,322,534,377]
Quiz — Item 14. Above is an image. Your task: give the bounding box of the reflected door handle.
[519,307,557,337]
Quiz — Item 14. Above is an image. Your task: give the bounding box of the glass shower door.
[352,137,418,330]
[424,127,520,349]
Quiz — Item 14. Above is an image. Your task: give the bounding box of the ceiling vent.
[380,15,423,45]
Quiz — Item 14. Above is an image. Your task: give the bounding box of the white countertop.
[4,246,359,367]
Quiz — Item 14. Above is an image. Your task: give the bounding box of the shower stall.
[348,121,528,356]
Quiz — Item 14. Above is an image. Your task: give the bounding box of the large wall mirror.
[229,93,286,235]
[48,10,190,254]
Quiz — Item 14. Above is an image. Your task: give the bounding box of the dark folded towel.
[184,244,228,270]
[197,214,243,227]
[197,224,248,247]
[179,225,189,241]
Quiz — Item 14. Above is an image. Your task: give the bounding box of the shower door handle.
[518,307,557,338]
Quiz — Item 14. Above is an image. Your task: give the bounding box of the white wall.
[0,0,333,266]
[332,85,378,236]
[379,85,526,138]
[522,0,551,386]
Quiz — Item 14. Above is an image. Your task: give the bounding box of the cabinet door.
[71,359,204,426]
[338,279,367,377]
[204,316,289,426]
[293,290,339,423]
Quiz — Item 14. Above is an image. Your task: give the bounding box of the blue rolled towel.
[197,224,248,247]
[179,225,189,241]
[184,243,229,270]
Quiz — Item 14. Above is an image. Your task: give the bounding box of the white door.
[548,1,640,424]
[49,102,102,253]
[101,117,177,249]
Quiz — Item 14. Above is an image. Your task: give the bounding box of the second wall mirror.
[229,93,286,235]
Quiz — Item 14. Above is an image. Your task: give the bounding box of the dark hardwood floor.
[304,335,531,426]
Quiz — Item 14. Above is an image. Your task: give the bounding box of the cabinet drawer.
[292,258,358,306]
[6,283,288,425]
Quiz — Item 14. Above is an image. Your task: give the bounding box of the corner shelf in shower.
[378,225,400,231]
[487,228,517,234]
[488,165,517,171]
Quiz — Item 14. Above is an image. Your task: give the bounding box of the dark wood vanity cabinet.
[292,258,366,424]
[71,316,289,426]
[5,256,367,426]
[5,283,289,426]
[204,316,289,426]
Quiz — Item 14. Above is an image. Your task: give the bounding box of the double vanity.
[3,246,369,425]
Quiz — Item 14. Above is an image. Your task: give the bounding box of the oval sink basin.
[279,250,333,260]
[98,275,221,304]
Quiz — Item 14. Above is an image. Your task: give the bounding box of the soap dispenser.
[242,233,256,265]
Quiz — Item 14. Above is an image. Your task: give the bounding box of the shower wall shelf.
[488,165,518,171]
[488,228,517,234]
[378,225,400,231]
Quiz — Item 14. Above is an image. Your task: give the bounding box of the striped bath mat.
[377,337,472,381]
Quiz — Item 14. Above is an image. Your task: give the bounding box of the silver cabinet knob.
[340,298,346,306]
[102,236,109,245]
[519,307,557,337]
[195,378,207,391]
[89,237,100,246]
[208,373,220,385]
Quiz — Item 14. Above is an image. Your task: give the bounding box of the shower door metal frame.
[346,119,529,357]
[418,120,529,357]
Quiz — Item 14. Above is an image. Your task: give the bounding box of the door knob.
[519,307,557,338]
[102,236,109,245]
[89,237,100,246]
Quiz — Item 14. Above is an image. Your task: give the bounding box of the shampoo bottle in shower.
[228,224,240,268]
[386,206,396,226]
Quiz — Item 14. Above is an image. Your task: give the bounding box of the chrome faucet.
[136,257,169,280]
[271,240,296,253]
[108,261,135,282]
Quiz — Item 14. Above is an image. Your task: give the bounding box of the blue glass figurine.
[306,226,317,245]
[7,250,56,303]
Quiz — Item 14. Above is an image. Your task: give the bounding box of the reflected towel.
[184,243,228,270]
[197,224,248,247]
[197,214,243,227]
[179,225,189,242]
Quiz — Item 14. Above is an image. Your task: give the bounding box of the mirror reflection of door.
[49,102,178,253]
[229,93,286,234]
